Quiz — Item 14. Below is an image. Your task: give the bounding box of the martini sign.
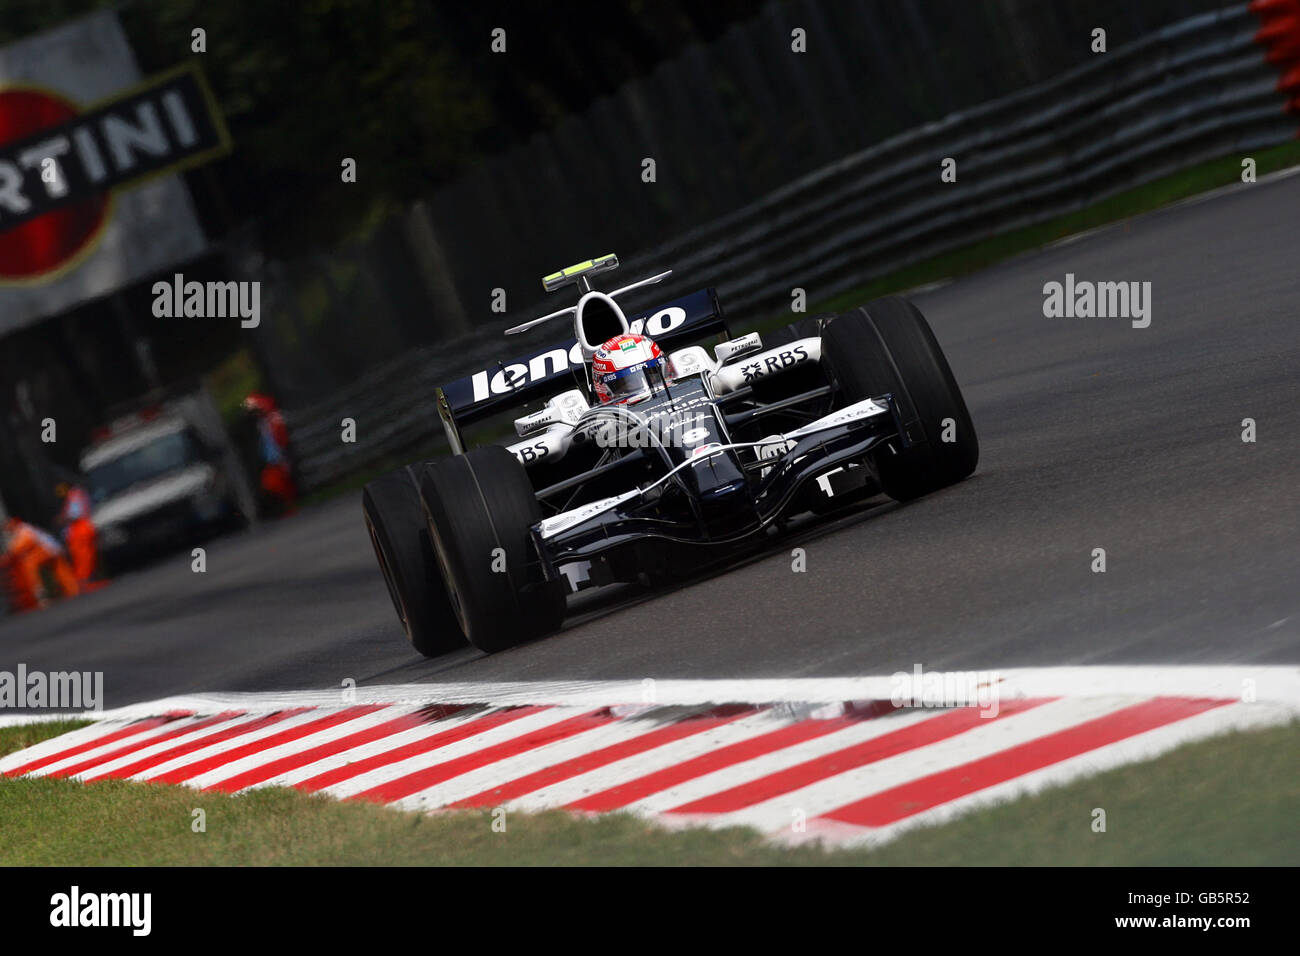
[0,68,227,280]
[0,11,230,335]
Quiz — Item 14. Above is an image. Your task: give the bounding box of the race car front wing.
[530,392,910,576]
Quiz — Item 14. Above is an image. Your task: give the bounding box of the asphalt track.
[3,173,1297,710]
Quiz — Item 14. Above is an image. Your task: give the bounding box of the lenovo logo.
[470,306,687,402]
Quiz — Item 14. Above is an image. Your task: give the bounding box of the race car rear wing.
[437,288,728,452]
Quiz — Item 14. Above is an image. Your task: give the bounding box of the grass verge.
[2,718,1295,865]
[0,720,92,759]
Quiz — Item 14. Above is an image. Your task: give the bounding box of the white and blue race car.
[364,254,978,655]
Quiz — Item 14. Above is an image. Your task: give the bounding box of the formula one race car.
[363,254,977,655]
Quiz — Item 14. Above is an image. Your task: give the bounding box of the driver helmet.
[591,333,673,405]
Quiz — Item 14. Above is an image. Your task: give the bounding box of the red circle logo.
[0,88,110,281]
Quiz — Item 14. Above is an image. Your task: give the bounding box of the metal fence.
[259,1,1296,491]
[620,4,1295,318]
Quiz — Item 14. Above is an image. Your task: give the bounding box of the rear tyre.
[823,297,978,501]
[419,446,566,654]
[363,467,466,657]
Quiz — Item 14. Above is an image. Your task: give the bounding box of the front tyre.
[363,467,466,657]
[824,297,978,501]
[419,446,566,654]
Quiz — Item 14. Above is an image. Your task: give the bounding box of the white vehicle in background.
[81,390,257,573]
